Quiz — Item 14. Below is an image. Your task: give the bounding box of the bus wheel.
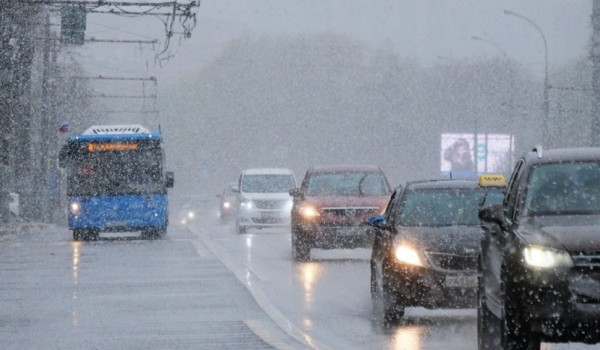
[155,229,166,239]
[73,230,83,241]
[142,229,164,240]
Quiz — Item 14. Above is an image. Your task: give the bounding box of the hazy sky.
[60,0,595,192]
[77,0,592,82]
[197,0,591,74]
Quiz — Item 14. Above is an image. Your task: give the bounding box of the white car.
[234,168,296,234]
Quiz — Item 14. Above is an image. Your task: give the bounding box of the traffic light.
[61,5,86,45]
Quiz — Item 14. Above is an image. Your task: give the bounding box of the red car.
[289,165,392,261]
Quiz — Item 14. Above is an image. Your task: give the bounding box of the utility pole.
[504,10,549,146]
[592,0,600,146]
[0,1,200,223]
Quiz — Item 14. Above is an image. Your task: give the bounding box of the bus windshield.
[67,149,164,196]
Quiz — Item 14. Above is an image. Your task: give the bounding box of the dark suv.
[478,147,600,349]
[369,176,504,322]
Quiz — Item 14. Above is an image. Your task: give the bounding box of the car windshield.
[241,174,295,193]
[524,161,600,216]
[305,172,389,196]
[397,188,503,227]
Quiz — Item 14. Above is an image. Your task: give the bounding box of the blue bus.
[59,125,174,240]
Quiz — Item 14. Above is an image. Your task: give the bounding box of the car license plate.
[445,275,477,288]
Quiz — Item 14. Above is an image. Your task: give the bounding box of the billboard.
[441,133,514,178]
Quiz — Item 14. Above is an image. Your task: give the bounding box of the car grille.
[252,217,286,224]
[321,207,378,217]
[253,200,288,209]
[571,251,600,268]
[424,252,477,271]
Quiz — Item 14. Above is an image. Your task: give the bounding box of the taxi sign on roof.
[479,174,507,187]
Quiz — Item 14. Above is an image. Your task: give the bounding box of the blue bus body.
[59,125,174,240]
[67,194,168,232]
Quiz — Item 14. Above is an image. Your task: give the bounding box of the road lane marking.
[190,227,332,350]
[245,319,298,350]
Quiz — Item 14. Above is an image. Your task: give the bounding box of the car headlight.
[299,204,320,219]
[393,238,425,267]
[522,245,573,269]
[69,202,81,214]
[240,198,253,209]
[223,201,231,209]
[187,211,195,219]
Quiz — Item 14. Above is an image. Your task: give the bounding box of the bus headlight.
[69,202,81,214]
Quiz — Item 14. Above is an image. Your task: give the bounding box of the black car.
[478,147,600,349]
[369,175,505,323]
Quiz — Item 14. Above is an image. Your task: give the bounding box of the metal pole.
[592,1,600,146]
[504,9,549,146]
[471,35,508,58]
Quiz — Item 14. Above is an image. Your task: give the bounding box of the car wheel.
[477,270,500,349]
[291,229,310,261]
[501,271,541,350]
[236,221,247,234]
[372,260,404,324]
[382,275,405,323]
[370,259,386,323]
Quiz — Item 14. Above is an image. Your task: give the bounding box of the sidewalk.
[0,219,52,240]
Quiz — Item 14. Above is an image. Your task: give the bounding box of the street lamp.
[471,35,508,59]
[504,9,549,146]
[471,35,516,169]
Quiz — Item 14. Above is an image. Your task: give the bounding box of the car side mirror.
[368,215,388,230]
[479,204,505,228]
[165,171,174,188]
[231,187,240,193]
[289,188,301,197]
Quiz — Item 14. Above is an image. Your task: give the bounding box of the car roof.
[524,147,600,164]
[242,168,294,175]
[308,165,383,173]
[405,179,482,191]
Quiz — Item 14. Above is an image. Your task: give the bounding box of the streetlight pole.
[471,35,516,170]
[504,9,549,146]
[471,35,508,59]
